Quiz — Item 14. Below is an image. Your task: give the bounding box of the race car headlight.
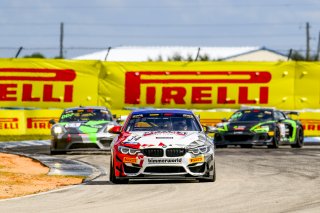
[253,125,269,132]
[106,124,115,131]
[118,146,140,155]
[188,145,210,155]
[53,126,63,134]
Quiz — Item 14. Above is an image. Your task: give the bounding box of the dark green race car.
[214,108,304,149]
[50,106,119,154]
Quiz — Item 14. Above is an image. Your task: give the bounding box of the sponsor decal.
[27,117,56,129]
[141,144,155,147]
[148,158,182,164]
[123,141,140,145]
[189,155,204,164]
[65,123,82,128]
[0,68,76,103]
[0,118,19,129]
[125,71,271,105]
[143,131,187,136]
[127,135,142,141]
[123,157,137,164]
[233,126,245,131]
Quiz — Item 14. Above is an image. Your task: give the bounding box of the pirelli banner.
[0,59,101,108]
[0,109,62,135]
[99,61,300,109]
[1,59,320,110]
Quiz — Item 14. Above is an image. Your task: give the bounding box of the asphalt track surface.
[1,144,320,213]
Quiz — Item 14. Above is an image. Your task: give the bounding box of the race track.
[1,145,320,213]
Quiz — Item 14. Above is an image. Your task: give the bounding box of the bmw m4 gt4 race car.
[50,106,119,154]
[109,109,215,184]
[214,108,304,149]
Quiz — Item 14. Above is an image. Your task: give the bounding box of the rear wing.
[283,111,299,116]
[283,111,300,120]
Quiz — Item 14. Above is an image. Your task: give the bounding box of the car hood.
[222,121,262,131]
[58,120,110,134]
[120,131,208,149]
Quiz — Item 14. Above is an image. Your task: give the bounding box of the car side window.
[275,111,286,121]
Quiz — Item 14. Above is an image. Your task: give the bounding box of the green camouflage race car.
[213,108,304,149]
[49,106,119,154]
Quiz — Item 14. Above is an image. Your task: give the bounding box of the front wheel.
[268,127,280,149]
[199,163,216,183]
[109,157,129,184]
[291,126,304,148]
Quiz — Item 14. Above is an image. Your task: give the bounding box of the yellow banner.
[1,60,320,111]
[0,110,25,135]
[100,61,296,110]
[24,109,62,135]
[294,62,320,109]
[0,109,63,135]
[0,59,100,108]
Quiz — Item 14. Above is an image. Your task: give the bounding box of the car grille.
[69,143,99,149]
[166,148,186,157]
[123,164,141,173]
[66,128,81,134]
[224,135,253,142]
[188,163,206,173]
[141,148,164,157]
[144,166,186,173]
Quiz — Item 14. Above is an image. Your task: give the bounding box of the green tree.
[23,52,46,58]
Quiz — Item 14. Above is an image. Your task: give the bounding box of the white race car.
[50,106,118,154]
[109,109,216,184]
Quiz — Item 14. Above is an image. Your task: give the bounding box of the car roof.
[64,106,108,111]
[131,109,194,115]
[238,108,275,112]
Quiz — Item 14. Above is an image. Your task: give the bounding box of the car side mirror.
[203,125,216,134]
[49,119,56,125]
[116,115,128,124]
[221,118,228,122]
[108,125,122,134]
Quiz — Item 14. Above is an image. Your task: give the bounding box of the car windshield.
[59,109,112,122]
[125,113,201,132]
[229,110,273,122]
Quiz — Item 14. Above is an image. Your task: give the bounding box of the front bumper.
[114,152,215,180]
[214,131,273,146]
[51,133,114,151]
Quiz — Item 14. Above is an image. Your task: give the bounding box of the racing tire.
[50,150,66,155]
[240,144,253,148]
[199,163,216,183]
[291,126,304,148]
[268,127,280,149]
[109,157,129,184]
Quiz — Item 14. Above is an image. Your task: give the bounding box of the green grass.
[0,135,51,142]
